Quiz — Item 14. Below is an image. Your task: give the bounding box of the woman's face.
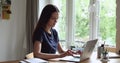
[47,12,59,27]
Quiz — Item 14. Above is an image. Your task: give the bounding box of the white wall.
[0,0,26,61]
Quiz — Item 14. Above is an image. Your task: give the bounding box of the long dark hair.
[35,4,59,31]
[32,4,59,42]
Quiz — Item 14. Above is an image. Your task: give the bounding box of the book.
[19,58,48,63]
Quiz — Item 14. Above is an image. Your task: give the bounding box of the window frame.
[38,0,116,50]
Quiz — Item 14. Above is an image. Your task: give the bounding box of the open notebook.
[19,58,48,63]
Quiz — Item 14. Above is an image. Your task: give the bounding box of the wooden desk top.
[1,52,120,63]
[80,52,120,63]
[0,60,19,63]
[0,60,74,63]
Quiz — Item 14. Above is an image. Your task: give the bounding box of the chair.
[25,52,34,59]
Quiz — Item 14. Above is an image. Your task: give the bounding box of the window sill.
[105,46,116,52]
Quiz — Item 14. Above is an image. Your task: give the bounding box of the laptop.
[59,39,98,62]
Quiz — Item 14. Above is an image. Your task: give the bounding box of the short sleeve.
[32,29,43,43]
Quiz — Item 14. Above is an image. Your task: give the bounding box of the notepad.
[19,58,48,63]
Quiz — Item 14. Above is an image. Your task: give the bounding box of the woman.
[32,4,79,60]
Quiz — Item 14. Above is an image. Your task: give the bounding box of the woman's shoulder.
[51,28,57,32]
[39,27,44,32]
[34,27,45,34]
[51,28,58,35]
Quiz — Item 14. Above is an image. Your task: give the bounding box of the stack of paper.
[20,58,48,63]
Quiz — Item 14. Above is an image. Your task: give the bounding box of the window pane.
[99,0,116,46]
[73,0,90,48]
[52,0,66,49]
[71,0,90,50]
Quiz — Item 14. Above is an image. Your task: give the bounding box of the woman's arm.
[57,42,81,55]
[57,42,65,53]
[33,41,75,60]
[33,41,61,59]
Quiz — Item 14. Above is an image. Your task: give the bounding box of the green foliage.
[100,0,116,45]
[58,0,116,46]
[75,0,89,39]
[57,0,66,40]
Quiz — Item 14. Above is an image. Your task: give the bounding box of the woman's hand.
[59,50,75,58]
[75,50,82,55]
[59,49,82,58]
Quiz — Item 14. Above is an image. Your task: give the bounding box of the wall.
[0,0,26,61]
[116,0,120,53]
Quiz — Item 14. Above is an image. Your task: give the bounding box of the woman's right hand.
[75,50,82,55]
[59,50,74,58]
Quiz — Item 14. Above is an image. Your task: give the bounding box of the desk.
[0,60,74,63]
[1,52,120,63]
[80,52,120,63]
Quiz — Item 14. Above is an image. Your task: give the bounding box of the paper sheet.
[20,58,48,63]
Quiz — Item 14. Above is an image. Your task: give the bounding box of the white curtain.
[26,0,38,53]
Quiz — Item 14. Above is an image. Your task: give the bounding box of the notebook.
[59,39,98,62]
[19,58,48,63]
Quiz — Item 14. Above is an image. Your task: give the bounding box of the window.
[38,0,116,50]
[51,0,67,49]
[73,0,90,48]
[99,0,116,46]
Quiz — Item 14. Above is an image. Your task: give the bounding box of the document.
[19,58,48,63]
